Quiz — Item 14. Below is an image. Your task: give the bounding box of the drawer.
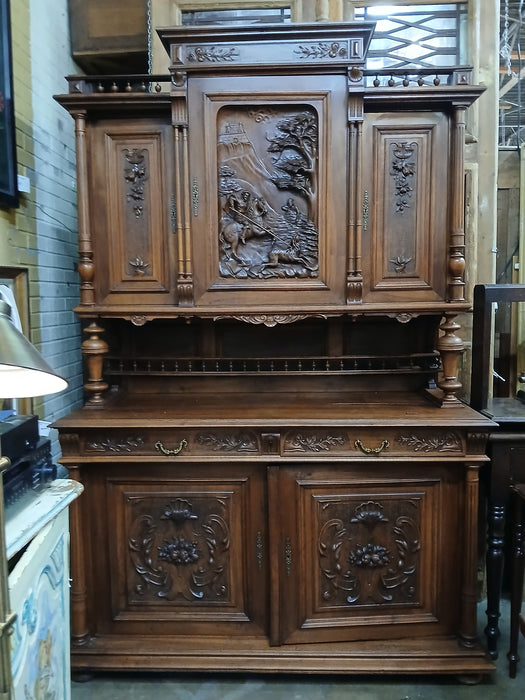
[75,426,465,459]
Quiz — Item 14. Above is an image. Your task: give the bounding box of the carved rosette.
[318,499,420,606]
[128,496,230,603]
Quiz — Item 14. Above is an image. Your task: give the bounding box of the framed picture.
[0,0,18,208]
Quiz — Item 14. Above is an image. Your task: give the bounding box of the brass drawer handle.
[354,439,389,455]
[155,439,188,456]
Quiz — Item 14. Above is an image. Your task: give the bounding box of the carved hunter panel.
[217,105,319,280]
[189,74,348,306]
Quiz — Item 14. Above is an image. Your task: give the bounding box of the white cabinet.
[6,480,83,700]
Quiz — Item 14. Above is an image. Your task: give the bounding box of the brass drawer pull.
[354,439,389,455]
[155,439,188,456]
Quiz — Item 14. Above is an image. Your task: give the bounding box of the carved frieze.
[396,432,462,453]
[284,433,346,453]
[294,42,348,60]
[223,314,317,326]
[196,432,258,452]
[86,436,144,453]
[188,46,238,63]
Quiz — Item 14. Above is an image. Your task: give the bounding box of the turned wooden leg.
[508,485,525,678]
[485,502,506,658]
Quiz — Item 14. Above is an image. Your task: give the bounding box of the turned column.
[82,321,108,405]
[73,112,95,307]
[437,312,464,404]
[448,104,468,302]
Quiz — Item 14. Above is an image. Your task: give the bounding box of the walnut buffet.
[54,23,495,678]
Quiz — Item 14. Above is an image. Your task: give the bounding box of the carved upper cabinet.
[56,23,483,320]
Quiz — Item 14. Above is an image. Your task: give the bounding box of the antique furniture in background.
[470,283,525,660]
[54,23,495,678]
[508,482,525,678]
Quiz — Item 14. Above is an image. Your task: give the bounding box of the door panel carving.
[278,466,462,645]
[189,74,348,306]
[104,468,267,636]
[362,112,448,302]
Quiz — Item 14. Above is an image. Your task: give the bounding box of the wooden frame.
[0,267,31,415]
[0,0,18,209]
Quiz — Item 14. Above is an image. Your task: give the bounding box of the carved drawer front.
[90,119,175,306]
[282,428,464,457]
[277,464,462,645]
[361,112,448,303]
[81,429,263,458]
[103,466,267,637]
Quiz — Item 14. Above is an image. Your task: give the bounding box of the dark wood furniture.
[470,283,525,660]
[508,482,525,677]
[54,23,494,678]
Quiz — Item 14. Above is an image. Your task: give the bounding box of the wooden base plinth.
[72,635,495,676]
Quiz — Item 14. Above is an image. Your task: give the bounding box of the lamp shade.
[0,300,68,398]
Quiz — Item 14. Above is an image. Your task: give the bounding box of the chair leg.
[508,488,525,678]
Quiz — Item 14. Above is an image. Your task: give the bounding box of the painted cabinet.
[6,480,83,699]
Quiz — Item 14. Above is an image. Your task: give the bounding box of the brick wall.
[0,0,83,456]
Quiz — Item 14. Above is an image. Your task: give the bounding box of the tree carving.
[217,107,319,279]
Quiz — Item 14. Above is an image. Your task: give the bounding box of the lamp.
[0,297,68,699]
[0,299,68,398]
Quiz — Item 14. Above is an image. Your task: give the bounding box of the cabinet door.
[85,463,267,638]
[89,117,175,306]
[276,463,463,644]
[361,111,449,303]
[188,74,348,308]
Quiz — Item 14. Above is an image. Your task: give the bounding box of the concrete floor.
[71,599,524,699]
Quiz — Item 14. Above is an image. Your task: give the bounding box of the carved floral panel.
[127,493,233,605]
[316,495,422,608]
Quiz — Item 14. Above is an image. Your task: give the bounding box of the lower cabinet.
[104,465,268,639]
[56,410,495,677]
[276,464,462,646]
